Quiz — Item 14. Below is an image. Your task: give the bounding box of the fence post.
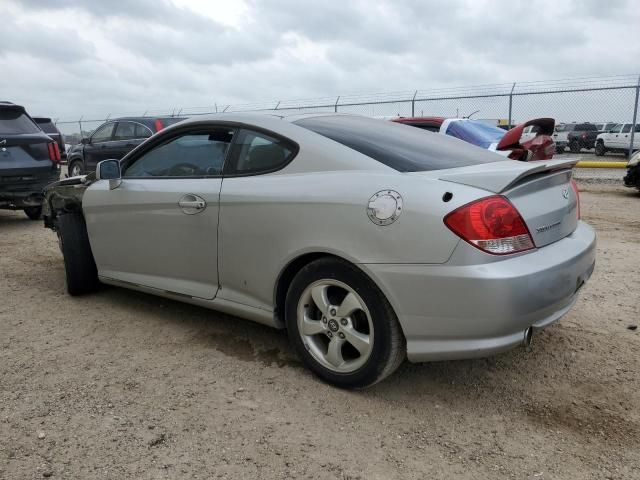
[507,82,516,129]
[334,96,340,113]
[78,116,83,138]
[628,75,640,158]
[274,101,280,110]
[411,90,418,117]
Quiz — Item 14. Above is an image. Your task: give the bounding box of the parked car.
[66,116,186,177]
[33,117,66,162]
[553,123,598,153]
[392,116,556,161]
[43,113,595,388]
[0,101,61,219]
[594,122,617,133]
[566,123,599,153]
[623,150,640,190]
[595,123,640,156]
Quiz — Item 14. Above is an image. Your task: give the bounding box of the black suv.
[67,116,186,177]
[0,102,61,219]
[33,117,67,162]
[566,123,599,153]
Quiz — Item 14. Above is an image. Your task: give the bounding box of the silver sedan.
[43,113,596,388]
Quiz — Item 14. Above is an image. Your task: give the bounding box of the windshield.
[294,115,501,172]
[443,120,506,149]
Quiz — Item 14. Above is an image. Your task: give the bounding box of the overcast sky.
[2,0,639,122]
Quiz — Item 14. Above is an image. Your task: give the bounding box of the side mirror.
[81,137,90,145]
[96,159,122,190]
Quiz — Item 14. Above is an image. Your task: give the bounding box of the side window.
[611,124,623,133]
[91,123,114,143]
[123,129,234,178]
[621,124,632,133]
[226,129,294,175]
[113,122,137,141]
[134,123,152,138]
[635,124,640,133]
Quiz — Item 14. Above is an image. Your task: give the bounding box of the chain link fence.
[54,74,640,155]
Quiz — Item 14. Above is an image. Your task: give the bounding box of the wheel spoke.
[300,314,324,336]
[342,326,371,356]
[325,337,345,367]
[311,284,330,316]
[336,292,362,318]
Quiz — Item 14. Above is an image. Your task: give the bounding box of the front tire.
[68,160,84,177]
[24,206,42,220]
[57,213,99,295]
[595,142,606,156]
[285,258,405,389]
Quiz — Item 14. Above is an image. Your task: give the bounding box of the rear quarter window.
[0,109,41,135]
[294,115,502,172]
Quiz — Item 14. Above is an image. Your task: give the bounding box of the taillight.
[444,195,535,255]
[582,133,587,139]
[154,119,163,132]
[47,142,61,163]
[570,178,580,219]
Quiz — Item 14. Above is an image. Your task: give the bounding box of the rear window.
[33,118,58,134]
[0,109,41,135]
[294,115,501,172]
[578,124,597,131]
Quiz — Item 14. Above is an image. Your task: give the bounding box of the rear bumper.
[0,174,60,208]
[363,221,596,362]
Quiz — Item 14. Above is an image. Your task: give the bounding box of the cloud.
[2,0,639,123]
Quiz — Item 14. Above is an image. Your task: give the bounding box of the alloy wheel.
[297,279,374,373]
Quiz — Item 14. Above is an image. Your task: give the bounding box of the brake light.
[47,142,61,163]
[582,133,587,139]
[154,119,163,132]
[444,195,535,255]
[570,178,580,219]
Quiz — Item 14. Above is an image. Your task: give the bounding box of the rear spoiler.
[438,158,577,193]
[497,117,555,150]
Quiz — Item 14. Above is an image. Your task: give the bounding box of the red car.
[392,116,556,161]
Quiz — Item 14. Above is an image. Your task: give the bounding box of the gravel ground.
[1,184,639,480]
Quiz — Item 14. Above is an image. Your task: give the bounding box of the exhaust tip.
[523,327,533,349]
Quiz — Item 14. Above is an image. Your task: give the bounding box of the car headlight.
[628,151,640,167]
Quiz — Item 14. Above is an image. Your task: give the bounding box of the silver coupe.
[43,114,596,388]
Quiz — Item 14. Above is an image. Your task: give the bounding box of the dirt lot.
[1,184,639,480]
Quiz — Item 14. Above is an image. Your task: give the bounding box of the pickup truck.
[566,123,599,153]
[595,123,640,156]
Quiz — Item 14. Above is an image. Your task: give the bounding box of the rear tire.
[24,206,42,220]
[594,142,606,156]
[285,258,405,389]
[57,213,99,296]
[569,140,580,153]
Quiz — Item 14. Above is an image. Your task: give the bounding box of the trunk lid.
[438,159,579,247]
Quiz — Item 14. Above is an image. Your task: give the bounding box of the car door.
[84,122,116,171]
[111,121,153,159]
[82,126,235,299]
[607,123,623,149]
[618,124,632,151]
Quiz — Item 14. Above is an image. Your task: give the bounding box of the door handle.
[178,194,206,214]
